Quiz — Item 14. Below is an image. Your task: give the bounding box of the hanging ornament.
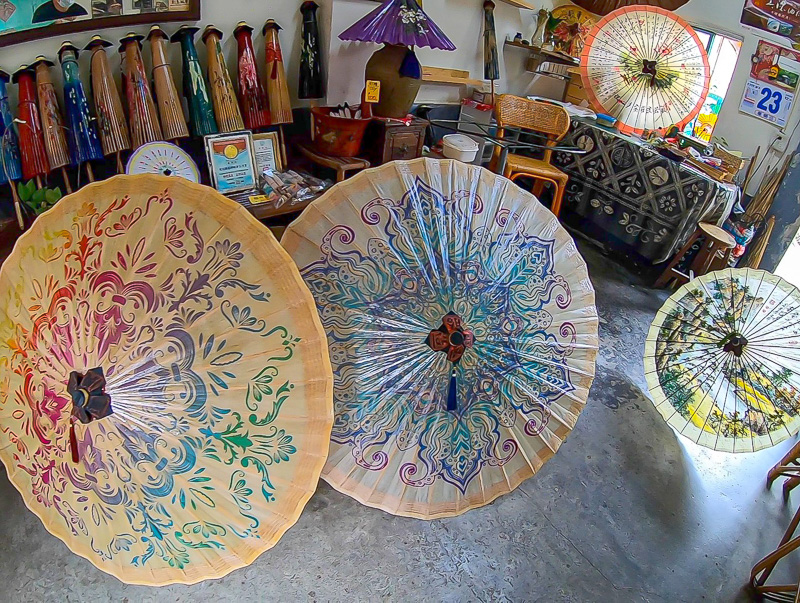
[30,56,72,193]
[119,32,163,150]
[147,26,189,142]
[299,2,325,100]
[170,25,218,138]
[85,36,131,173]
[59,42,104,182]
[12,65,49,186]
[263,19,294,125]
[234,21,270,130]
[0,70,24,228]
[202,25,245,133]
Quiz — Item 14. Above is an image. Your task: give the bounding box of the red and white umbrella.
[580,5,709,135]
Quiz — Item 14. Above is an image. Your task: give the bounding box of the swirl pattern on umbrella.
[645,269,800,452]
[283,159,598,518]
[0,176,332,584]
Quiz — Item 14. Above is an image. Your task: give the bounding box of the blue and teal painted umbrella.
[282,158,599,518]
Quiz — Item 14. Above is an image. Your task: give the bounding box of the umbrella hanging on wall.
[86,36,131,173]
[282,158,599,518]
[580,6,709,135]
[0,69,23,228]
[0,175,333,584]
[483,0,500,102]
[644,269,800,452]
[571,0,690,16]
[171,26,218,138]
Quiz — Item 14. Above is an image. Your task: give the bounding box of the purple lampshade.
[339,0,456,50]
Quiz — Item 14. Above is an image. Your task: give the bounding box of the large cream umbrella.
[0,175,332,585]
[282,159,599,518]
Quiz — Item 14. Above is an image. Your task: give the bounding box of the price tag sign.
[365,80,381,103]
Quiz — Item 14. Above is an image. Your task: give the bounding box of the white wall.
[0,0,794,192]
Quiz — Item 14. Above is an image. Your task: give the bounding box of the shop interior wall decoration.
[0,0,199,48]
[0,174,333,585]
[338,0,456,119]
[282,158,599,519]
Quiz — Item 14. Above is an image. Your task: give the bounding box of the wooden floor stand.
[768,440,800,501]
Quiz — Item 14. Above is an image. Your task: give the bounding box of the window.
[682,28,743,142]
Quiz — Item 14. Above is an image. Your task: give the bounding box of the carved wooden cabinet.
[363,117,427,165]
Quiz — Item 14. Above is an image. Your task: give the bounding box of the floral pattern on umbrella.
[0,176,332,584]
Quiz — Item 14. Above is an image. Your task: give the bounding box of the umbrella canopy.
[644,269,800,453]
[339,0,456,50]
[282,159,599,518]
[580,6,709,135]
[125,141,200,182]
[572,0,690,15]
[0,175,333,584]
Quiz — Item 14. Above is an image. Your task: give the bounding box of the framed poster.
[252,132,283,174]
[204,132,258,195]
[741,0,800,48]
[740,39,800,127]
[0,0,199,48]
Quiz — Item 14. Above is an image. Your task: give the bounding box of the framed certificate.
[252,132,283,173]
[204,131,258,194]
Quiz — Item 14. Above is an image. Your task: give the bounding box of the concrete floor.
[0,242,798,602]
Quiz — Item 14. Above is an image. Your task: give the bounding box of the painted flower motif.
[251,428,296,463]
[658,196,677,212]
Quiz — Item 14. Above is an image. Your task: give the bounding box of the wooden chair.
[654,223,736,289]
[492,94,571,217]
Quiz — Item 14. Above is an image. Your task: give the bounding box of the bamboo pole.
[10,181,22,229]
[741,216,775,269]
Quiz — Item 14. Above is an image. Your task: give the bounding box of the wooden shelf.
[421,66,485,88]
[497,0,537,8]
[504,40,580,66]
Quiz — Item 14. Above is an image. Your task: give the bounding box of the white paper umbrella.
[644,269,800,452]
[580,6,710,135]
[282,159,599,518]
[126,141,200,182]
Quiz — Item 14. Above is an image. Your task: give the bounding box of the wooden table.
[297,142,370,182]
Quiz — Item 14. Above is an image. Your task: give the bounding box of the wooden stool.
[654,223,736,289]
[768,440,800,501]
[750,502,800,601]
[297,142,370,183]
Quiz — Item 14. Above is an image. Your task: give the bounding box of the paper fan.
[0,175,332,584]
[644,269,800,452]
[580,6,710,135]
[126,141,200,182]
[282,158,599,518]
